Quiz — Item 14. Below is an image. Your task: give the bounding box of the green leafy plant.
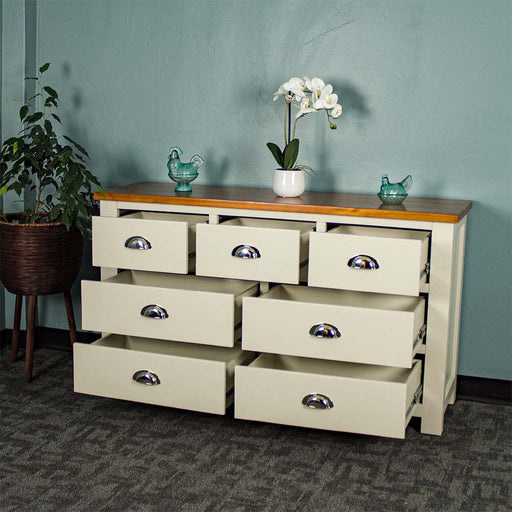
[0,62,103,233]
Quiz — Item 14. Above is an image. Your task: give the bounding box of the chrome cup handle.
[125,236,151,250]
[140,304,169,319]
[302,393,334,410]
[347,254,379,270]
[231,244,261,259]
[132,370,161,386]
[309,323,341,339]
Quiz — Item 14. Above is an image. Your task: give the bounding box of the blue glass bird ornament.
[167,146,204,192]
[378,174,413,204]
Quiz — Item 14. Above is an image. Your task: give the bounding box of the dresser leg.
[10,294,23,363]
[64,290,77,345]
[421,221,465,436]
[24,295,37,383]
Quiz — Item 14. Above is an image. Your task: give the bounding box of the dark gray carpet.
[1,347,511,512]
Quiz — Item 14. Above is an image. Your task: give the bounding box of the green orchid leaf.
[39,62,50,73]
[296,164,317,176]
[266,142,284,167]
[0,185,8,197]
[283,138,299,169]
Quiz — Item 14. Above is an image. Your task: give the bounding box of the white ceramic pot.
[272,169,305,198]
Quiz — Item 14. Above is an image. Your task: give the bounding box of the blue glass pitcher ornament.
[167,146,204,192]
[378,174,413,204]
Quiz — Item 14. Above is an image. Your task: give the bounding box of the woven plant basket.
[0,213,83,296]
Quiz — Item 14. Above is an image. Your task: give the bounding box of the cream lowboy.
[75,183,471,439]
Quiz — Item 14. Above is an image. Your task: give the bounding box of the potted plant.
[267,76,342,197]
[0,62,103,381]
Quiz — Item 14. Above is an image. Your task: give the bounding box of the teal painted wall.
[1,0,32,334]
[2,0,511,379]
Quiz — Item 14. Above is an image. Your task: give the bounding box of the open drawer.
[74,334,256,414]
[196,217,313,284]
[235,355,422,438]
[92,211,207,274]
[82,271,258,347]
[309,225,430,296]
[242,285,426,368]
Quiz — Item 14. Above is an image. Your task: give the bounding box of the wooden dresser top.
[95,182,472,223]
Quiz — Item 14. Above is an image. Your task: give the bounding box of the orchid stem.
[287,97,291,144]
[283,102,287,147]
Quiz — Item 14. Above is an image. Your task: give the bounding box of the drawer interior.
[260,284,424,312]
[220,217,314,234]
[93,334,248,363]
[91,334,256,385]
[328,224,430,242]
[122,211,207,225]
[105,270,258,295]
[249,353,418,384]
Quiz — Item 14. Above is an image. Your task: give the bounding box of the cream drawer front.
[92,212,207,273]
[196,218,313,284]
[309,226,430,296]
[242,285,425,368]
[74,335,255,414]
[82,271,258,347]
[235,355,422,438]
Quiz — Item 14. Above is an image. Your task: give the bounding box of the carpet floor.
[0,347,511,512]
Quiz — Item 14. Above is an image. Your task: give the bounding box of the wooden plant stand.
[10,291,77,382]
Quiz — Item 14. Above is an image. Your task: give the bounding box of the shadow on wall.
[101,149,149,188]
[62,62,83,110]
[310,79,371,191]
[336,79,371,120]
[201,150,233,186]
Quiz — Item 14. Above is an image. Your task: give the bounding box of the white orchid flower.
[300,96,312,109]
[313,84,333,108]
[295,107,316,119]
[295,96,317,118]
[273,84,287,101]
[310,78,326,97]
[269,76,341,162]
[282,77,306,99]
[324,93,339,110]
[331,104,342,118]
